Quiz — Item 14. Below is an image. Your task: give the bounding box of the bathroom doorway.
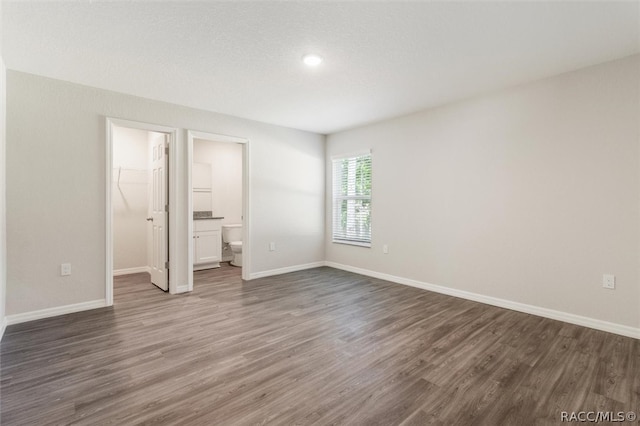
[187,131,250,290]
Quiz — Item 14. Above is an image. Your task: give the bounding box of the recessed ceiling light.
[302,54,323,67]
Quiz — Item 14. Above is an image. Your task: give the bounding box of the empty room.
[0,1,639,425]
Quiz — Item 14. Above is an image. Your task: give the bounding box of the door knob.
[146,217,153,222]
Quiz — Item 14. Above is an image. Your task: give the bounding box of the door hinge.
[165,261,170,269]
[165,204,169,212]
[165,146,169,155]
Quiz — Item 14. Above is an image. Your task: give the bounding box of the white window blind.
[332,152,372,246]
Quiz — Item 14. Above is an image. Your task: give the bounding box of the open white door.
[149,133,169,291]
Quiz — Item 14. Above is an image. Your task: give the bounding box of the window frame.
[331,150,372,248]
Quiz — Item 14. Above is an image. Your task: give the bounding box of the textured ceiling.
[3,1,639,134]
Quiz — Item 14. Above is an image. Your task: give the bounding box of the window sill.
[332,240,371,248]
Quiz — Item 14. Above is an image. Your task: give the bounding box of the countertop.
[193,211,224,220]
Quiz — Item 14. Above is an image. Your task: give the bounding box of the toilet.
[222,224,243,267]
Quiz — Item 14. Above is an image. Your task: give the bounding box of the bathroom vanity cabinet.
[193,219,222,270]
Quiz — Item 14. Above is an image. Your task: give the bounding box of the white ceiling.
[3,1,639,134]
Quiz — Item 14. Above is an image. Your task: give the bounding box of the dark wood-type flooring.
[1,264,639,425]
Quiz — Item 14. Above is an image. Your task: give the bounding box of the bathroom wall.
[112,126,149,273]
[193,138,243,225]
[326,54,640,332]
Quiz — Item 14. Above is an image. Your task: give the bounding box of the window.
[332,151,372,246]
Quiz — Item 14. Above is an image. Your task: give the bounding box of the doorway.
[187,130,250,290]
[106,118,178,305]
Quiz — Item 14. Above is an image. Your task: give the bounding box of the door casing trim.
[187,130,251,288]
[105,118,179,305]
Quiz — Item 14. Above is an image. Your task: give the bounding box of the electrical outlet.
[602,274,615,289]
[383,244,389,254]
[269,242,276,252]
[61,263,71,276]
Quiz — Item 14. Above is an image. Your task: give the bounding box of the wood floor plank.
[1,264,638,425]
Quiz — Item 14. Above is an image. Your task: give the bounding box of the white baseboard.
[326,262,640,340]
[249,261,326,280]
[5,299,108,326]
[113,266,150,276]
[175,285,189,293]
[0,316,6,342]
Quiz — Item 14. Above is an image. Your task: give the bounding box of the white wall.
[193,138,243,225]
[0,0,7,338]
[112,126,149,272]
[326,55,640,331]
[6,71,325,316]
